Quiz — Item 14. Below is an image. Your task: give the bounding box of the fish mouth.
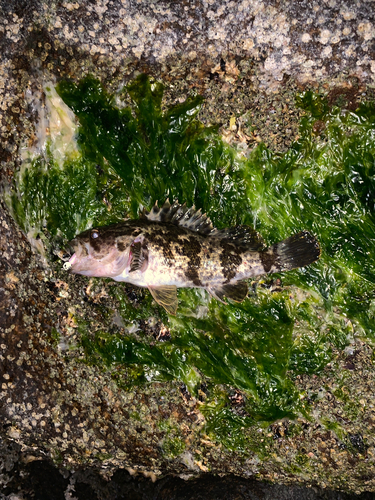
[58,240,80,270]
[68,252,78,267]
[60,250,73,261]
[54,243,75,263]
[61,241,77,261]
[63,240,93,272]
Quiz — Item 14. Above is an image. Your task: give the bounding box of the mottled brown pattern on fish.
[182,236,202,287]
[67,200,320,314]
[89,232,116,258]
[145,223,185,265]
[219,240,243,283]
[156,235,175,263]
[117,241,126,252]
[260,250,278,273]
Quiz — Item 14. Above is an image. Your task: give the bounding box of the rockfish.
[66,200,320,315]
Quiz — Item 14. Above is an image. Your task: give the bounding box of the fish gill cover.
[7,75,375,449]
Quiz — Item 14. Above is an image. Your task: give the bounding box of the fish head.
[67,225,133,278]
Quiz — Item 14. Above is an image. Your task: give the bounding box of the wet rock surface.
[3,449,375,500]
[1,0,375,498]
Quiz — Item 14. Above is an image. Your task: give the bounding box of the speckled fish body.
[67,200,320,314]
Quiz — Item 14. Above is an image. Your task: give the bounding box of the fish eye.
[90,229,100,239]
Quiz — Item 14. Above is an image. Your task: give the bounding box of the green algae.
[54,74,244,225]
[9,151,107,243]
[158,419,186,459]
[6,76,375,449]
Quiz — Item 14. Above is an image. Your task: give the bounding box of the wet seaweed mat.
[7,75,375,447]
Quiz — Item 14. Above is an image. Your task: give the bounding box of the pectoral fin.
[148,285,178,315]
[208,281,248,303]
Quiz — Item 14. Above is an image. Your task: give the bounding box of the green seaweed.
[55,74,245,224]
[158,418,186,459]
[6,76,375,449]
[9,151,108,243]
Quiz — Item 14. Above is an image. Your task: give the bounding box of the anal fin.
[208,281,248,303]
[148,285,178,315]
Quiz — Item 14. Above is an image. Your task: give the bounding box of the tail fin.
[266,231,320,273]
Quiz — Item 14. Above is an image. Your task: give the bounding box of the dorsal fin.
[212,225,266,251]
[142,199,215,236]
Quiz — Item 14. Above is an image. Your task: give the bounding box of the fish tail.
[262,231,320,273]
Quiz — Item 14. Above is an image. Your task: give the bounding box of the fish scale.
[66,200,320,315]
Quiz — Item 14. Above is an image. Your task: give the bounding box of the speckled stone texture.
[1,0,375,498]
[1,0,375,168]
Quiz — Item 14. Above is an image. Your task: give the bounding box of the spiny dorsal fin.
[212,225,266,251]
[142,199,215,236]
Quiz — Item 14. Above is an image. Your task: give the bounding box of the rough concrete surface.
[1,0,375,498]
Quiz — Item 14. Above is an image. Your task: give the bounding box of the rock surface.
[1,0,375,498]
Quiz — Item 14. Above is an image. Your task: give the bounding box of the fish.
[66,200,320,315]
